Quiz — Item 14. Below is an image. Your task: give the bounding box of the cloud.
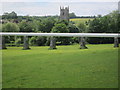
[1,2,118,16]
[1,0,120,2]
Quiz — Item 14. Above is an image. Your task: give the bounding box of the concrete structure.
[60,6,69,21]
[1,32,119,49]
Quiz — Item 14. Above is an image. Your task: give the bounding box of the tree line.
[1,10,120,49]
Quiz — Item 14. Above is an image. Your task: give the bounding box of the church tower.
[60,6,69,21]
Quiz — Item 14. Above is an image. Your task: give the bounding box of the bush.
[30,37,37,46]
[15,38,21,47]
[36,37,47,46]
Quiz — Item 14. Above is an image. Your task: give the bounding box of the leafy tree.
[30,36,47,46]
[15,38,21,47]
[69,12,76,18]
[37,22,46,32]
[3,22,19,32]
[68,24,79,44]
[2,11,17,19]
[9,11,17,19]
[29,37,37,46]
[76,22,87,33]
[19,20,34,32]
[2,22,19,49]
[36,37,47,46]
[88,10,119,44]
[68,24,79,33]
[76,22,88,49]
[19,20,34,50]
[52,23,70,45]
[55,20,69,26]
[42,18,56,32]
[52,23,69,33]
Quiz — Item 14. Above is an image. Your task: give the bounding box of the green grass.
[70,18,94,23]
[2,44,119,88]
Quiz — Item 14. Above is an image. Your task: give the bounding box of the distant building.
[60,6,69,21]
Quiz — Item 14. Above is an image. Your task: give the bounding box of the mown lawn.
[2,44,119,88]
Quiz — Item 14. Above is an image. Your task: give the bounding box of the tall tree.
[2,22,19,49]
[19,21,34,50]
[69,12,76,18]
[76,22,88,49]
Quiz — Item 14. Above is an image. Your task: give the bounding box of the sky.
[1,0,120,2]
[1,0,119,16]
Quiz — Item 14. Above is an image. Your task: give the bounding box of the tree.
[42,18,56,32]
[68,24,79,33]
[19,21,34,50]
[2,11,17,19]
[52,23,69,45]
[3,22,19,32]
[76,22,88,49]
[52,23,69,33]
[9,11,17,19]
[2,22,19,49]
[68,24,79,44]
[69,12,76,18]
[88,10,119,44]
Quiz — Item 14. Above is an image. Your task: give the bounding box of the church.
[60,6,69,21]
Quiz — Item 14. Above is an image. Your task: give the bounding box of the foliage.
[52,22,70,45]
[69,12,76,18]
[36,36,47,46]
[2,11,17,19]
[2,22,19,32]
[2,10,119,45]
[19,20,35,32]
[68,24,79,33]
[76,22,87,33]
[88,10,119,44]
[29,36,47,46]
[15,38,21,47]
[29,37,37,46]
[52,23,69,33]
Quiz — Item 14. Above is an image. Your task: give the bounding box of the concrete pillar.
[23,36,30,50]
[114,37,119,48]
[49,36,57,50]
[79,37,88,49]
[2,36,7,49]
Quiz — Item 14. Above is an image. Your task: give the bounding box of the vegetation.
[70,18,94,23]
[1,10,120,47]
[2,44,119,88]
[1,10,119,88]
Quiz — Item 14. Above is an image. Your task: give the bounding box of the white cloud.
[1,2,118,16]
[1,0,120,2]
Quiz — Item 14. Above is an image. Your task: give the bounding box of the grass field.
[70,18,94,23]
[2,44,119,88]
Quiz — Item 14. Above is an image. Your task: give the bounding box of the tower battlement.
[60,6,69,21]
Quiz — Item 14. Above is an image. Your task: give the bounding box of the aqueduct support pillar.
[49,36,57,50]
[114,37,119,48]
[23,36,30,50]
[2,36,7,49]
[79,37,88,49]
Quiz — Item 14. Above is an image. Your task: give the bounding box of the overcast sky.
[1,0,119,16]
[1,0,120,2]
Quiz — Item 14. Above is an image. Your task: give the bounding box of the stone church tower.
[60,6,69,21]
